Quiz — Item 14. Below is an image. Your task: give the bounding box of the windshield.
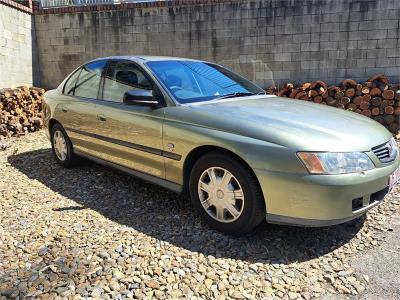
[146,60,265,104]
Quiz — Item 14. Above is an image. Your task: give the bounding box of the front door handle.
[97,115,107,122]
[61,108,68,113]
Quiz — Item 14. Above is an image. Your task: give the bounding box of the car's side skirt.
[75,150,183,194]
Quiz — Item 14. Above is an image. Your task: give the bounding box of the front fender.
[162,119,306,186]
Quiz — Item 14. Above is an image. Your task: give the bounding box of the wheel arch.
[48,118,61,133]
[182,145,264,200]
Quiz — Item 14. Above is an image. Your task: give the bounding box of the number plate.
[389,166,400,191]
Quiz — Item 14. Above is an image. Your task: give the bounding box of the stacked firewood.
[0,86,45,139]
[266,75,400,134]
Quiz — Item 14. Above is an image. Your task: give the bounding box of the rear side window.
[74,60,107,99]
[63,68,81,95]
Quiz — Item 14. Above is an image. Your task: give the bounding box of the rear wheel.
[189,151,265,236]
[51,123,78,167]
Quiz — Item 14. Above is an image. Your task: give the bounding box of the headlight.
[297,152,375,174]
[389,137,399,160]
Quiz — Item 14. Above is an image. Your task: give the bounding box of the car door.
[93,59,166,178]
[58,60,107,156]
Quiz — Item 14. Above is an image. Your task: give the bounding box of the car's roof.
[138,55,203,62]
[89,55,204,63]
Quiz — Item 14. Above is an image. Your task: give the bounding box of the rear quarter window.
[63,68,82,95]
[74,60,107,99]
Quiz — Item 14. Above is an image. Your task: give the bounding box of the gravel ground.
[350,213,400,299]
[322,213,400,300]
[0,131,399,299]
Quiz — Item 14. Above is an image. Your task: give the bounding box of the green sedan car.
[43,56,400,235]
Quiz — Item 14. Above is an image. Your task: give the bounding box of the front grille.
[372,140,396,163]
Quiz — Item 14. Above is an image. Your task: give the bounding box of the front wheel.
[189,152,265,236]
[51,123,78,168]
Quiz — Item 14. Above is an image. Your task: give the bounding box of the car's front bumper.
[254,157,400,227]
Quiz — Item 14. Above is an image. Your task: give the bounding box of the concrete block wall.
[34,0,400,89]
[0,1,34,88]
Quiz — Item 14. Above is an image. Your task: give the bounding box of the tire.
[50,123,78,168]
[189,151,265,236]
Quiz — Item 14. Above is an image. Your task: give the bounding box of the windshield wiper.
[215,92,256,100]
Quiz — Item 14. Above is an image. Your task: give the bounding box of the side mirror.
[123,90,161,108]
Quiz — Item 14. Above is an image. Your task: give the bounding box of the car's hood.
[167,95,392,152]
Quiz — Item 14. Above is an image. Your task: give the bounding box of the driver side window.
[102,60,152,103]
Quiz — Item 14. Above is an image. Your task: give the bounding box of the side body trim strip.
[65,127,181,161]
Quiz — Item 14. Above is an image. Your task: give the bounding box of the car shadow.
[8,149,365,264]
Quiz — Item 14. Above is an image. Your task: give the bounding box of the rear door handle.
[97,115,107,122]
[61,108,68,113]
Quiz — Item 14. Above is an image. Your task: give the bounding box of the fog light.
[352,197,363,211]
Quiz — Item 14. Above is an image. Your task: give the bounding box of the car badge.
[167,143,174,152]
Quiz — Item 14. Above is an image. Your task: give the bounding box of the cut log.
[301,82,312,90]
[0,88,13,98]
[289,88,301,98]
[355,109,363,114]
[359,101,370,110]
[295,91,308,100]
[345,88,355,98]
[347,103,358,111]
[371,97,382,107]
[340,97,351,106]
[0,86,44,139]
[308,90,318,98]
[337,103,345,109]
[362,109,372,117]
[326,97,337,106]
[370,88,382,96]
[353,96,364,106]
[382,89,395,100]
[382,99,390,108]
[313,96,323,103]
[341,79,357,88]
[268,75,399,136]
[371,107,380,116]
[361,87,370,94]
[335,91,345,99]
[310,80,328,94]
[328,86,340,97]
[278,88,289,97]
[384,106,394,114]
[362,94,372,102]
